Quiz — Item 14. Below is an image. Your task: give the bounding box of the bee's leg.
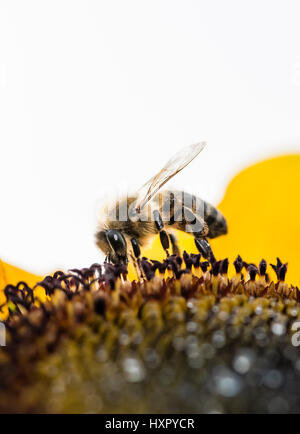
[194,237,216,263]
[171,205,216,263]
[169,233,180,256]
[130,238,144,280]
[129,252,143,280]
[153,210,170,257]
[131,238,141,260]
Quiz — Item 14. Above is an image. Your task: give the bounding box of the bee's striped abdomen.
[203,200,227,239]
[159,190,227,239]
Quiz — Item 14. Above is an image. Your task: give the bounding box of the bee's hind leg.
[172,204,216,264]
[153,210,170,257]
[194,238,216,264]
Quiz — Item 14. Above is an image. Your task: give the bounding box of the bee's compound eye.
[106,230,127,255]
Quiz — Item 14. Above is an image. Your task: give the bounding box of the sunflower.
[1,154,300,414]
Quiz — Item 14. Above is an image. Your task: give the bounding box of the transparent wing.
[135,141,206,212]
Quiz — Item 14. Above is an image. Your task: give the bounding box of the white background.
[1,0,300,274]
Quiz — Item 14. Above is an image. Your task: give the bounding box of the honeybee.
[96,142,227,264]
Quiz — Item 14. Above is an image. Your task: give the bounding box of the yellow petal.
[0,260,43,319]
[213,154,300,286]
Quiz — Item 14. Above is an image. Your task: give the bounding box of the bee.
[96,142,227,265]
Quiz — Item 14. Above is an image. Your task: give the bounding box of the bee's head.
[96,229,128,265]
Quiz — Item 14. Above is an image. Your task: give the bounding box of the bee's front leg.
[131,238,141,260]
[153,210,170,257]
[130,238,147,280]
